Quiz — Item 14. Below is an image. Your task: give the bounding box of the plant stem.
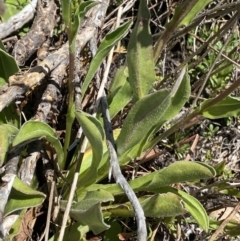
[63,48,76,164]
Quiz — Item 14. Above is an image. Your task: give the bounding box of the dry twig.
[0,0,38,39]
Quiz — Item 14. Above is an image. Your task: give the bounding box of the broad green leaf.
[141,193,184,217]
[12,121,65,169]
[138,67,191,152]
[116,90,171,156]
[70,1,98,52]
[147,161,215,190]
[105,193,184,218]
[0,48,19,82]
[108,67,132,119]
[101,161,215,196]
[0,124,18,166]
[138,66,191,152]
[127,0,155,101]
[201,96,240,119]
[75,111,104,188]
[81,21,131,97]
[161,66,191,125]
[61,190,114,234]
[4,176,45,216]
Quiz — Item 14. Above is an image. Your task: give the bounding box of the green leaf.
[64,102,75,163]
[101,161,215,196]
[179,0,213,26]
[104,222,122,241]
[141,66,191,148]
[0,46,19,120]
[70,1,98,51]
[141,193,185,217]
[61,190,114,234]
[66,129,121,188]
[216,183,240,199]
[48,223,90,241]
[81,21,131,97]
[108,66,129,102]
[172,188,209,231]
[209,218,240,236]
[201,96,240,119]
[138,66,191,152]
[12,120,65,169]
[105,193,184,218]
[60,0,71,27]
[116,90,171,156]
[108,67,132,119]
[0,124,18,166]
[4,176,45,216]
[162,66,191,124]
[154,0,209,62]
[0,40,6,51]
[6,209,27,240]
[0,48,19,82]
[116,66,190,157]
[217,219,240,237]
[147,186,209,231]
[214,160,226,176]
[0,103,20,126]
[75,111,104,188]
[1,0,28,21]
[147,161,215,190]
[127,0,155,101]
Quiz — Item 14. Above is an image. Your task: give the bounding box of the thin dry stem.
[209,202,240,241]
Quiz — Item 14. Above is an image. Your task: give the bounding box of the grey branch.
[101,94,147,241]
[0,0,38,39]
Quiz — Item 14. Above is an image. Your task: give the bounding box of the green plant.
[202,123,219,141]
[1,0,29,21]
